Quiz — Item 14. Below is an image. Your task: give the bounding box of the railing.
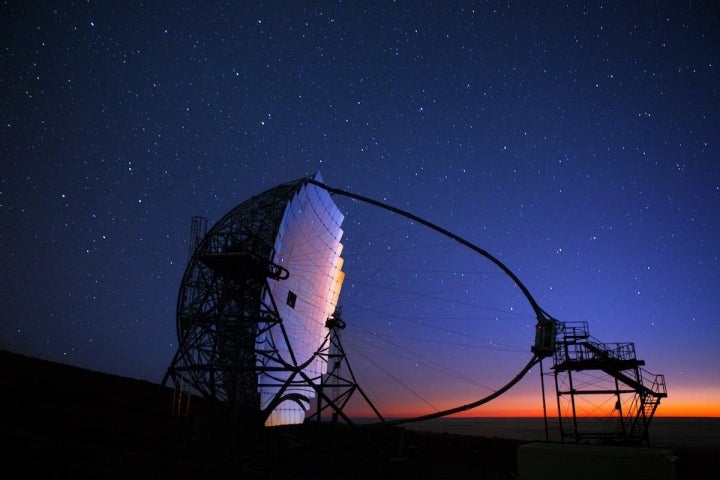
[557,321,589,341]
[641,368,667,397]
[554,338,638,365]
[585,339,637,362]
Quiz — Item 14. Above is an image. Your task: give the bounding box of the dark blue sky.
[2,1,718,416]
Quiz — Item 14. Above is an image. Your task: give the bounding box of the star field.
[1,1,718,414]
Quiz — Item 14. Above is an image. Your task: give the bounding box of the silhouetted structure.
[163,174,667,449]
[549,321,667,445]
[163,173,348,432]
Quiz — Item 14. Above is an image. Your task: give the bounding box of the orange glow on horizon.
[349,387,720,419]
[365,405,720,419]
[652,389,720,417]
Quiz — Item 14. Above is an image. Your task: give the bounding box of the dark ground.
[2,350,716,479]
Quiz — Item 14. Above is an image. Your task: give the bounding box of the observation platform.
[201,250,289,280]
[550,321,667,445]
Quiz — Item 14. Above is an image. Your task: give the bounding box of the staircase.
[626,369,667,438]
[551,321,667,444]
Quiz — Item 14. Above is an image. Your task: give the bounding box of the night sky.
[2,1,718,417]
